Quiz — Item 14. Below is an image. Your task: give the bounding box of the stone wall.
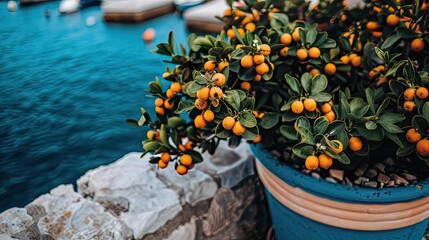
[0,142,270,239]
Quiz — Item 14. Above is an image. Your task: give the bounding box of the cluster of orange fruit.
[225,9,261,38]
[155,81,183,116]
[193,73,225,129]
[147,129,196,175]
[403,86,429,112]
[240,43,272,79]
[291,100,336,123]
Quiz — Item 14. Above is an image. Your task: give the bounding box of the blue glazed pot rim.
[251,144,429,203]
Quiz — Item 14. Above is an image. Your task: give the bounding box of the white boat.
[174,0,204,13]
[59,0,99,14]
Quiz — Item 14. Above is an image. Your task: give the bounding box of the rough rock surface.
[197,142,255,188]
[0,141,270,239]
[77,152,182,239]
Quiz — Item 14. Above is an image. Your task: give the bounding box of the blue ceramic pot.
[251,144,429,240]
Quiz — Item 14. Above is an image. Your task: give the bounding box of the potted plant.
[128,0,429,239]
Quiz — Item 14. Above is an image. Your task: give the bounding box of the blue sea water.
[0,1,190,212]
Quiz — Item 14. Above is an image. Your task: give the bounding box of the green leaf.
[412,115,429,134]
[357,126,384,141]
[325,121,346,136]
[422,102,429,120]
[381,34,401,50]
[306,28,317,46]
[240,111,257,128]
[337,152,351,164]
[376,97,390,116]
[385,131,404,148]
[365,121,378,130]
[292,143,314,159]
[187,81,205,94]
[377,112,405,124]
[148,80,162,94]
[308,92,331,102]
[187,33,196,51]
[238,66,257,81]
[300,72,312,93]
[175,101,195,114]
[260,112,280,129]
[297,126,316,145]
[242,127,259,140]
[365,88,376,114]
[318,39,336,49]
[339,99,351,121]
[167,116,186,129]
[224,90,241,111]
[396,143,415,156]
[311,74,328,94]
[380,122,403,133]
[187,150,203,164]
[284,74,301,94]
[215,122,232,138]
[126,119,139,126]
[143,141,162,152]
[280,125,299,141]
[313,117,329,135]
[160,124,170,146]
[232,26,244,45]
[228,135,241,148]
[194,36,213,48]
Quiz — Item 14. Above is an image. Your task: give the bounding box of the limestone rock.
[163,217,196,240]
[29,184,132,240]
[77,152,182,239]
[197,141,254,187]
[156,164,218,206]
[0,234,17,240]
[202,176,269,239]
[0,208,33,235]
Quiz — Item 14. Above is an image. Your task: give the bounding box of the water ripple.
[0,2,190,211]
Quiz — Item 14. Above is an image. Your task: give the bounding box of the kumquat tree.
[128,0,429,187]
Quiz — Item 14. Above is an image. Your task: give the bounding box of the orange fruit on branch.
[308,47,321,59]
[180,154,193,166]
[305,155,319,170]
[203,109,215,122]
[194,115,207,129]
[255,63,269,75]
[253,54,265,65]
[348,137,363,151]
[296,48,309,60]
[416,87,429,99]
[280,33,292,45]
[324,63,336,75]
[304,98,317,112]
[259,44,271,56]
[176,165,188,175]
[318,154,333,169]
[406,128,422,143]
[212,73,226,86]
[404,88,416,101]
[197,87,210,100]
[416,139,429,156]
[330,140,343,154]
[158,160,168,169]
[204,61,216,71]
[291,100,304,114]
[161,152,171,163]
[232,121,246,136]
[411,38,425,52]
[241,55,254,68]
[403,101,416,111]
[222,116,236,130]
